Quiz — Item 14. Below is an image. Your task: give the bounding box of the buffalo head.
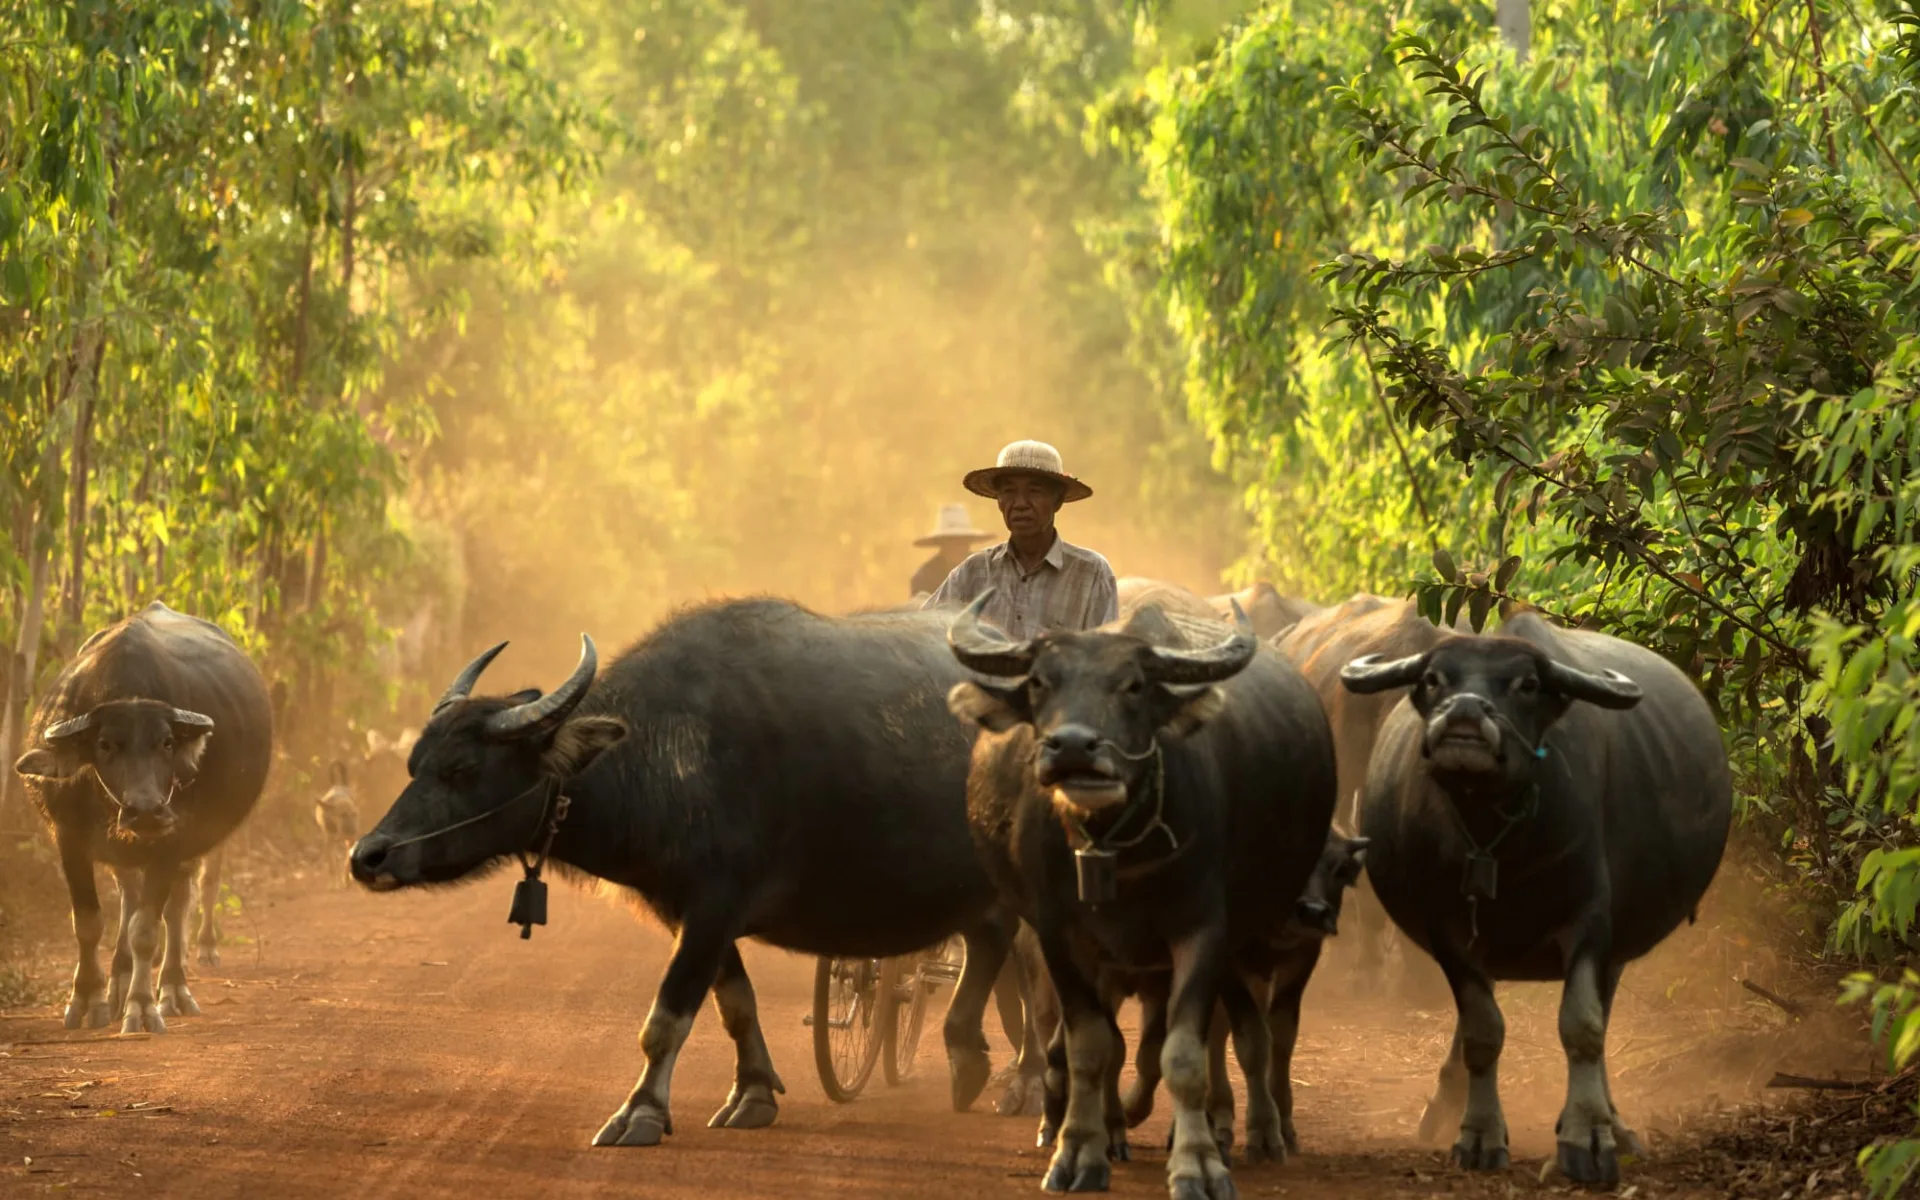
[945,592,1256,818]
[13,700,215,838]
[1292,828,1370,938]
[348,635,627,890]
[1339,636,1640,782]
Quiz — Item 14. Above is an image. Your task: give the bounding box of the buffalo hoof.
[1107,1131,1130,1163]
[998,1071,1048,1118]
[950,1046,992,1112]
[1557,1135,1620,1186]
[120,995,165,1035]
[1612,1115,1647,1160]
[709,1084,778,1131]
[1242,1115,1286,1166]
[64,994,111,1030]
[1170,1176,1237,1200]
[198,944,221,969]
[158,983,200,1019]
[1281,1118,1300,1157]
[1450,1136,1509,1172]
[593,1105,671,1147]
[1043,1135,1112,1193]
[107,974,130,1023]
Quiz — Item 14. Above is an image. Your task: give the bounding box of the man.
[925,439,1118,637]
[909,503,994,599]
[923,438,1117,1116]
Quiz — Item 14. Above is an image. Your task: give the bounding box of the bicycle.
[804,934,967,1101]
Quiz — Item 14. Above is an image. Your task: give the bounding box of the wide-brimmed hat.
[914,504,994,548]
[962,440,1093,503]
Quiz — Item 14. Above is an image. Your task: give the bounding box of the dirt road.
[0,871,1859,1198]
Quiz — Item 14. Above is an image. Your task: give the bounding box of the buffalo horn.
[1543,660,1643,709]
[1143,599,1258,685]
[947,592,1038,678]
[435,641,509,714]
[44,713,94,741]
[169,708,215,729]
[1340,651,1430,694]
[483,634,600,740]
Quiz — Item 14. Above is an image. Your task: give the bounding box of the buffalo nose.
[1042,725,1100,761]
[1294,897,1337,935]
[349,837,390,883]
[1437,693,1492,722]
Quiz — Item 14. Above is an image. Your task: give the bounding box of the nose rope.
[379,776,557,852]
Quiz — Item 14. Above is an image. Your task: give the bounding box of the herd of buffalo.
[11,579,1731,1199]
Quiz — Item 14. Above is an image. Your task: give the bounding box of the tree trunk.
[1496,0,1530,61]
[65,333,102,635]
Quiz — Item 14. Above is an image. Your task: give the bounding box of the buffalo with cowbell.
[1340,612,1731,1185]
[947,594,1335,1200]
[349,599,1022,1149]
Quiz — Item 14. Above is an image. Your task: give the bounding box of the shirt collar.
[990,533,1066,573]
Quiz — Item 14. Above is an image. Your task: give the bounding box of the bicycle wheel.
[812,956,888,1102]
[885,937,962,1084]
[882,954,926,1084]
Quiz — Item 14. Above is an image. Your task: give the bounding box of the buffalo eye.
[1118,675,1143,695]
[1421,669,1445,692]
[162,734,175,752]
[1513,675,1540,695]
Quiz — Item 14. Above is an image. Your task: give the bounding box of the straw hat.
[962,440,1093,504]
[913,504,994,548]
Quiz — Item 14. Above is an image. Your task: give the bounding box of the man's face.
[995,473,1062,539]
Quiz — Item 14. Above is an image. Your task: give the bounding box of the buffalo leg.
[1037,1016,1068,1150]
[1033,915,1113,1191]
[118,867,179,1035]
[55,832,112,1030]
[1000,923,1055,1118]
[593,916,733,1148]
[1100,1005,1131,1163]
[194,849,222,967]
[949,917,1011,1111]
[707,943,784,1131]
[1124,977,1167,1128]
[1164,930,1234,1200]
[106,868,139,1021]
[157,862,201,1019]
[1203,1001,1235,1159]
[1429,948,1507,1170]
[1222,975,1282,1163]
[1554,937,1626,1185]
[1267,949,1318,1154]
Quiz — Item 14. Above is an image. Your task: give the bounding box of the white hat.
[914,503,994,548]
[962,440,1093,503]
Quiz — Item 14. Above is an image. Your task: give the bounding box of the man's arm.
[1086,563,1119,629]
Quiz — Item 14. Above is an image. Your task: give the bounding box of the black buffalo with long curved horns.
[349,600,1023,1149]
[1338,612,1731,1186]
[947,593,1336,1200]
[12,602,272,1034]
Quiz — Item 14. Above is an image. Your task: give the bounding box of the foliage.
[0,0,597,787]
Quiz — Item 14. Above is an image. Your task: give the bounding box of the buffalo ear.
[541,715,628,779]
[1157,684,1227,739]
[947,680,1030,734]
[172,725,213,777]
[14,748,68,782]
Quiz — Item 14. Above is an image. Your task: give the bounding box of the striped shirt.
[924,535,1119,641]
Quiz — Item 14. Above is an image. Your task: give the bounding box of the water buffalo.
[947,596,1335,1199]
[1279,595,1463,986]
[11,602,272,1033]
[348,600,1019,1148]
[1121,828,1370,1154]
[1116,578,1315,643]
[1340,612,1731,1185]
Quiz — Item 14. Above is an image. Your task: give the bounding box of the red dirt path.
[0,873,1872,1198]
